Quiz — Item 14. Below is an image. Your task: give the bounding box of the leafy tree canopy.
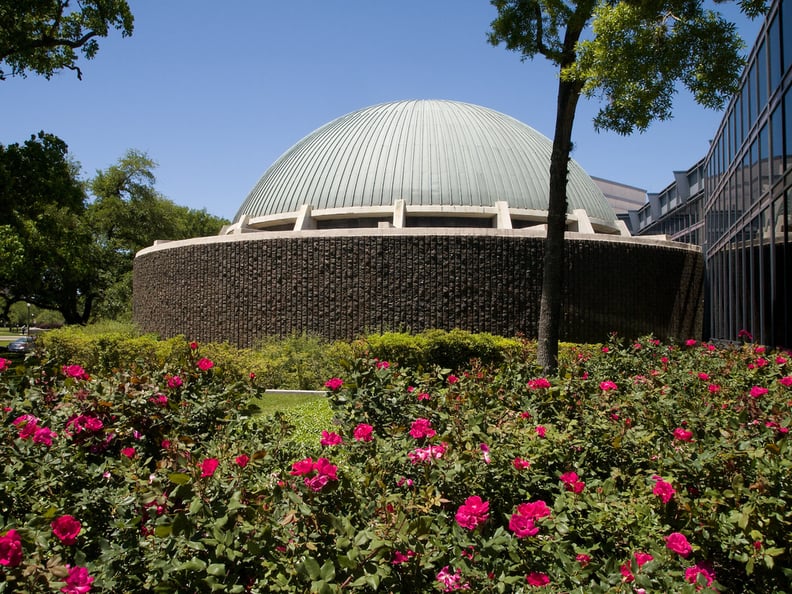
[87,150,229,320]
[488,0,767,373]
[0,0,134,80]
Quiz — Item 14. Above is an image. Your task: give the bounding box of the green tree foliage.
[0,132,100,324]
[0,135,227,324]
[87,150,229,320]
[0,0,134,80]
[488,0,767,374]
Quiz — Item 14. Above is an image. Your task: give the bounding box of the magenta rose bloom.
[527,377,551,390]
[353,423,374,442]
[666,532,693,557]
[409,418,437,439]
[526,572,550,586]
[0,529,23,567]
[320,430,343,446]
[235,454,250,468]
[196,357,214,371]
[673,428,694,442]
[200,458,219,477]
[52,515,81,546]
[290,457,315,476]
[61,565,94,594]
[324,377,343,390]
[517,500,551,520]
[685,561,715,587]
[455,495,489,530]
[653,478,676,503]
[509,514,539,538]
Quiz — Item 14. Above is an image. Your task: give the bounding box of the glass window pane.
[758,40,768,112]
[772,104,783,182]
[769,13,781,92]
[784,0,792,71]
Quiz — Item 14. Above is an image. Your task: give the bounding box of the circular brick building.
[133,100,703,346]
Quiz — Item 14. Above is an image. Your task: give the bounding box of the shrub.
[353,329,523,371]
[1,334,790,592]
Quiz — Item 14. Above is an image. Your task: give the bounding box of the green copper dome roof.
[234,100,616,224]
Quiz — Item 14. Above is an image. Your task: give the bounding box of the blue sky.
[3,1,763,222]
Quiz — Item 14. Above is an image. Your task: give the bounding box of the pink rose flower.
[0,529,23,567]
[33,426,56,446]
[634,552,654,567]
[62,364,89,380]
[324,377,343,390]
[673,427,694,442]
[685,561,715,587]
[200,458,219,477]
[575,553,591,567]
[455,495,489,530]
[0,357,10,372]
[508,514,539,538]
[409,418,436,439]
[392,550,415,565]
[447,374,459,384]
[353,423,374,442]
[167,375,183,389]
[408,443,447,464]
[121,447,136,459]
[535,425,547,438]
[235,454,250,468]
[665,532,693,557]
[290,457,315,476]
[320,430,343,446]
[620,564,635,582]
[436,565,469,591]
[61,565,94,594]
[560,471,585,493]
[513,457,531,470]
[653,477,676,503]
[599,380,618,391]
[196,357,214,371]
[417,391,430,401]
[516,500,552,520]
[526,572,550,587]
[480,443,491,464]
[150,394,168,406]
[528,377,551,390]
[375,360,390,369]
[750,385,769,398]
[51,515,81,545]
[779,376,792,387]
[189,341,198,350]
[314,457,338,481]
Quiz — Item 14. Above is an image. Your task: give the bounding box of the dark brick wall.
[132,234,703,347]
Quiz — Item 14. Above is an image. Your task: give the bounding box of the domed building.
[133,100,703,346]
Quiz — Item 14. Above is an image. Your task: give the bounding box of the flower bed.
[1,336,790,592]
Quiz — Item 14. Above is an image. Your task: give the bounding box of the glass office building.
[705,0,791,347]
[635,0,791,347]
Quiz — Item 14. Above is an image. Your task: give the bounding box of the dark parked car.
[6,336,35,353]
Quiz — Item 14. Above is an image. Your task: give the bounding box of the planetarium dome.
[226,100,624,235]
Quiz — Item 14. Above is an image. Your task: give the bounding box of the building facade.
[705,0,792,347]
[133,100,704,347]
[632,0,792,347]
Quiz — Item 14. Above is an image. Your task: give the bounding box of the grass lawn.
[250,392,334,444]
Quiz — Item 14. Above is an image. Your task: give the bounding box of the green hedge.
[36,326,534,388]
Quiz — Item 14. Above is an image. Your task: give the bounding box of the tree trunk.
[537,76,582,375]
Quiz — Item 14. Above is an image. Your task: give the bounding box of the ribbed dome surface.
[234,100,616,223]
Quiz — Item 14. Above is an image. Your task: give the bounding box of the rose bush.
[0,334,789,592]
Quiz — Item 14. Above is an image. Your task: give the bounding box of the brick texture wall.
[133,234,703,347]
